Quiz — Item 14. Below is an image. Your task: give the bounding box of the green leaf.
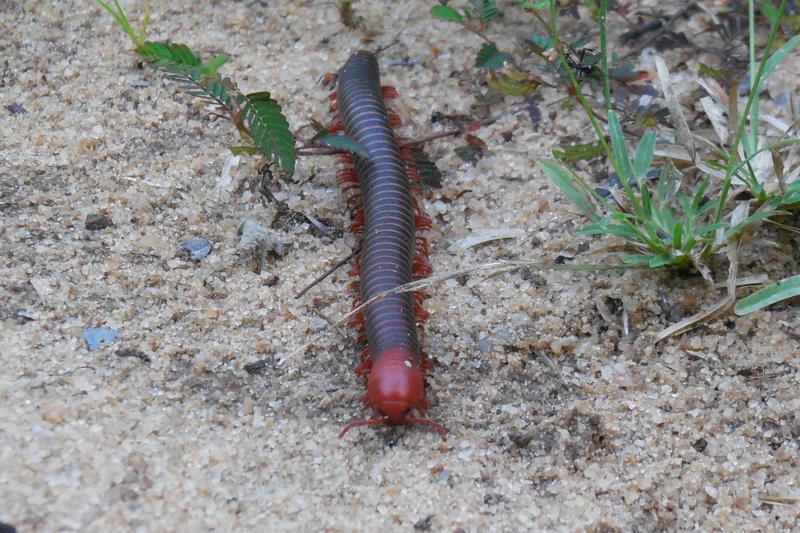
[553,141,605,162]
[138,41,200,69]
[782,189,800,206]
[430,5,463,22]
[487,68,539,96]
[238,91,295,172]
[621,254,658,266]
[468,0,498,23]
[758,0,781,25]
[529,34,553,52]
[608,111,631,181]
[476,43,498,66]
[648,255,675,268]
[699,62,725,80]
[723,207,786,240]
[408,146,443,188]
[316,134,370,158]
[632,131,656,181]
[475,43,511,70]
[230,145,262,155]
[690,176,711,211]
[571,37,590,49]
[518,0,551,9]
[200,54,228,77]
[578,221,642,241]
[746,34,800,158]
[695,222,729,236]
[762,34,800,85]
[671,221,683,249]
[203,79,232,106]
[454,144,484,164]
[734,274,800,315]
[539,160,598,221]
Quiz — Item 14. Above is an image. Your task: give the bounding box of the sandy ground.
[2,0,800,531]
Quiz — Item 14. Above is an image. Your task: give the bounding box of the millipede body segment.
[332,51,444,439]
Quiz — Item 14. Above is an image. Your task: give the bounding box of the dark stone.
[116,347,151,363]
[413,514,434,531]
[4,103,26,115]
[85,213,114,231]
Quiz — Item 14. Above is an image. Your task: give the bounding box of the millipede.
[328,51,446,440]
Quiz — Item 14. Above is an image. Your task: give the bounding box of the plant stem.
[404,130,461,146]
[599,0,611,117]
[548,1,618,177]
[748,0,757,156]
[709,0,788,240]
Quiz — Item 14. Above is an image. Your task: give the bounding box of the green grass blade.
[578,220,643,242]
[671,221,682,249]
[94,0,142,46]
[762,34,800,79]
[710,0,788,233]
[632,131,656,181]
[540,160,598,221]
[696,222,729,236]
[734,274,800,315]
[648,255,674,268]
[230,145,262,156]
[608,111,631,181]
[316,134,370,159]
[746,33,800,155]
[622,254,658,266]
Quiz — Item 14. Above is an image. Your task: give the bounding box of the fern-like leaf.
[316,133,370,158]
[138,41,200,69]
[238,92,295,172]
[468,0,498,24]
[475,43,510,70]
[409,146,443,189]
[139,41,234,109]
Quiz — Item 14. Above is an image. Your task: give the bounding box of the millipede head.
[339,412,446,440]
[339,348,447,440]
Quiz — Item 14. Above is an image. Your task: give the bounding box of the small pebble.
[15,310,37,322]
[83,328,120,350]
[180,238,213,260]
[116,347,150,363]
[308,316,327,330]
[85,213,114,231]
[476,338,492,353]
[4,103,26,115]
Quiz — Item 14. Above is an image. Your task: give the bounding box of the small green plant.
[539,0,800,319]
[95,1,399,174]
[548,111,729,271]
[95,0,296,172]
[431,0,800,326]
[431,1,545,97]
